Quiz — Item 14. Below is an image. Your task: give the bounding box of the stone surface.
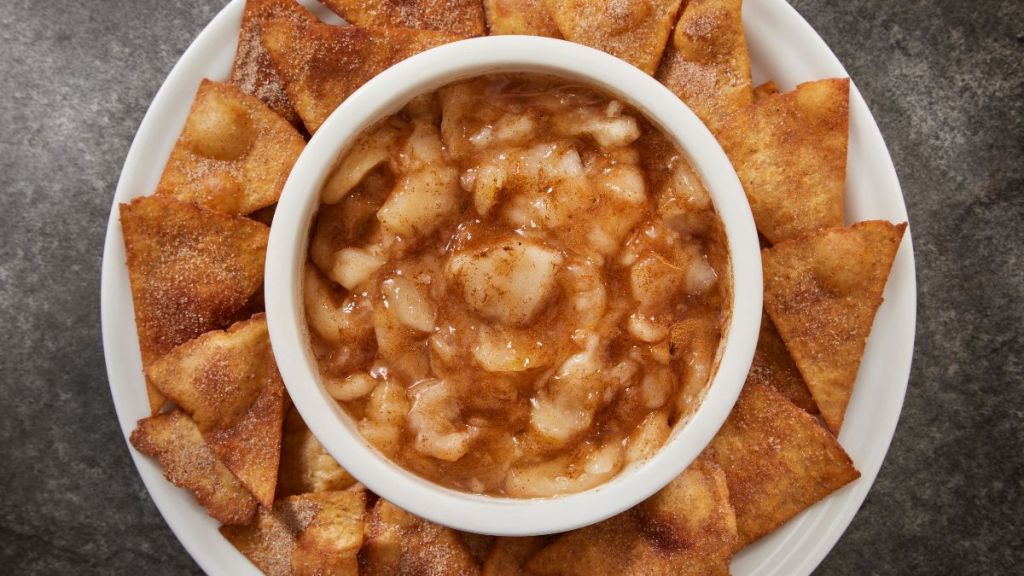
[0,0,1020,574]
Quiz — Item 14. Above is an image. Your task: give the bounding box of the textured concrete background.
[0,0,1021,574]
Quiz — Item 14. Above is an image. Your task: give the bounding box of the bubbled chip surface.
[361,500,483,576]
[484,0,562,37]
[320,0,486,36]
[156,79,305,215]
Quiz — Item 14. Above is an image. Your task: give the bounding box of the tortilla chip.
[753,80,779,101]
[762,220,906,432]
[277,405,358,497]
[120,196,268,413]
[320,0,485,35]
[483,536,549,576]
[527,454,736,576]
[146,316,285,507]
[747,313,817,413]
[655,0,752,133]
[460,532,496,565]
[716,78,850,244]
[543,0,682,74]
[709,382,860,547]
[130,410,257,525]
[279,490,366,576]
[230,0,319,127]
[361,500,482,575]
[484,0,561,37]
[262,19,464,133]
[221,506,297,576]
[155,80,304,215]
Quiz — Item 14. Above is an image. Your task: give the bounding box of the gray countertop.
[1,1,1021,574]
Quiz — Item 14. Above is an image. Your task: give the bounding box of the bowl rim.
[265,35,762,536]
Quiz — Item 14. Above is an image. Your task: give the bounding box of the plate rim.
[100,1,917,574]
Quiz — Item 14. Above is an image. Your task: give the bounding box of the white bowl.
[265,35,762,536]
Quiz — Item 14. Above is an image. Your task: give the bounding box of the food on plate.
[119,2,907,572]
[708,382,860,547]
[753,80,780,100]
[762,220,906,432]
[361,500,482,576]
[155,80,305,215]
[277,406,357,497]
[221,489,366,576]
[483,0,562,37]
[746,312,817,413]
[146,315,285,507]
[120,195,268,413]
[261,19,464,133]
[542,0,682,74]
[320,0,486,36]
[526,454,736,575]
[305,73,732,496]
[482,536,550,576]
[230,0,322,128]
[221,506,297,576]
[717,78,850,244]
[282,490,365,576]
[130,410,258,525]
[656,0,753,133]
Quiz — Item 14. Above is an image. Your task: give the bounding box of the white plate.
[101,1,916,574]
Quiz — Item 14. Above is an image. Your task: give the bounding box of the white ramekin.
[265,36,761,536]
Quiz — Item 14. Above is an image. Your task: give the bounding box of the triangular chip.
[147,316,285,507]
[484,0,562,37]
[655,0,753,133]
[277,405,358,497]
[527,454,736,576]
[763,220,906,432]
[361,500,482,575]
[278,490,366,576]
[230,0,320,128]
[716,78,850,244]
[130,410,258,525]
[262,19,464,133]
[221,506,297,576]
[156,80,305,215]
[483,536,549,576]
[120,196,268,412]
[543,0,682,74]
[320,0,485,35]
[753,80,779,101]
[746,313,817,413]
[709,382,860,547]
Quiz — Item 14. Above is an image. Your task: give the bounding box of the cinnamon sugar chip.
[709,382,860,547]
[155,80,305,215]
[753,80,779,101]
[460,532,496,565]
[746,313,817,413]
[277,405,357,497]
[279,490,366,576]
[543,0,683,74]
[147,316,285,507]
[762,220,906,432]
[230,0,319,127]
[361,500,483,576]
[483,536,549,576]
[320,0,485,35]
[716,78,850,244]
[262,19,465,134]
[527,454,736,575]
[484,0,561,37]
[655,0,752,133]
[119,196,268,413]
[222,506,297,576]
[130,410,257,525]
